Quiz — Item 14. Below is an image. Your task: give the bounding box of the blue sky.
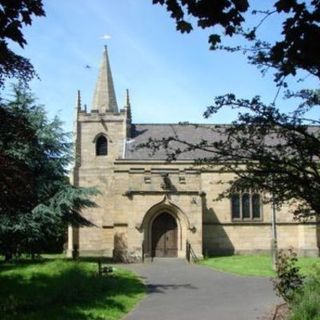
[7,0,318,133]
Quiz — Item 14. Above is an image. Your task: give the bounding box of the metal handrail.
[186,241,199,263]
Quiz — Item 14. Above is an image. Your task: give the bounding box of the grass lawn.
[200,255,320,277]
[289,266,320,320]
[0,258,145,320]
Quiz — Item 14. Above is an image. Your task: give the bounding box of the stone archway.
[151,212,178,257]
[139,195,191,259]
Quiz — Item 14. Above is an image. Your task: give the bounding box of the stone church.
[67,47,319,261]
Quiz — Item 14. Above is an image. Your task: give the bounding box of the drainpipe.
[271,184,278,271]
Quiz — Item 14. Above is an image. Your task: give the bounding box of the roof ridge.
[132,123,233,126]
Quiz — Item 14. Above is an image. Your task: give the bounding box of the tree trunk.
[4,251,13,262]
[317,215,320,256]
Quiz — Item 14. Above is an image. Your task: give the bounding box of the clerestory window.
[96,135,108,156]
[231,192,262,221]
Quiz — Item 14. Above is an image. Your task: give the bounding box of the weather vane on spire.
[101,34,111,41]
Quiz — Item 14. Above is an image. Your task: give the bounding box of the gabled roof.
[124,123,229,160]
[124,123,320,161]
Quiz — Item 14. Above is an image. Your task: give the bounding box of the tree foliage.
[204,93,320,219]
[0,86,97,260]
[153,0,320,82]
[152,1,320,218]
[0,0,45,88]
[0,103,36,215]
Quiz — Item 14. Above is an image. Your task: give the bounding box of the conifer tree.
[0,86,97,260]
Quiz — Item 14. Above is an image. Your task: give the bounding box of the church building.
[67,47,319,261]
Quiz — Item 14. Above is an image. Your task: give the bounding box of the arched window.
[242,193,250,218]
[252,194,261,219]
[231,193,240,219]
[230,191,262,221]
[96,135,108,156]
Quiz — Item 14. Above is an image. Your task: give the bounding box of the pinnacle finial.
[77,90,81,111]
[126,89,130,107]
[91,46,118,113]
[125,88,132,122]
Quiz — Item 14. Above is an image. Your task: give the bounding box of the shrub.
[273,248,304,303]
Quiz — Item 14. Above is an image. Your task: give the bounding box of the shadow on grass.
[0,260,144,320]
[0,259,47,273]
[77,256,115,264]
[0,255,115,273]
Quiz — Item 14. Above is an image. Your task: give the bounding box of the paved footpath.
[123,258,280,320]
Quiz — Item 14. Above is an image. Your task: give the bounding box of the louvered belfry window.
[96,136,108,156]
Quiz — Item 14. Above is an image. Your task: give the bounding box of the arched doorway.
[152,212,178,257]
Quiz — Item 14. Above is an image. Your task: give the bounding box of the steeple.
[91,46,118,113]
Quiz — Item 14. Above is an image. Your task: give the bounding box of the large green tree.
[0,86,97,260]
[153,0,320,82]
[0,0,45,89]
[152,1,320,218]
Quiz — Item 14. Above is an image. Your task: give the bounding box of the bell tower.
[68,46,132,257]
[73,46,131,168]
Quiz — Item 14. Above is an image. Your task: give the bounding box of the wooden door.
[152,212,177,257]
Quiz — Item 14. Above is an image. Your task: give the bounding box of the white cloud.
[101,34,111,40]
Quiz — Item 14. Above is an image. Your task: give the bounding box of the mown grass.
[0,258,145,320]
[200,255,320,277]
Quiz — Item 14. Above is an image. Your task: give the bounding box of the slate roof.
[125,123,229,160]
[124,123,320,161]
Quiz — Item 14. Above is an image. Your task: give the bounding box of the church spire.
[91,46,118,113]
